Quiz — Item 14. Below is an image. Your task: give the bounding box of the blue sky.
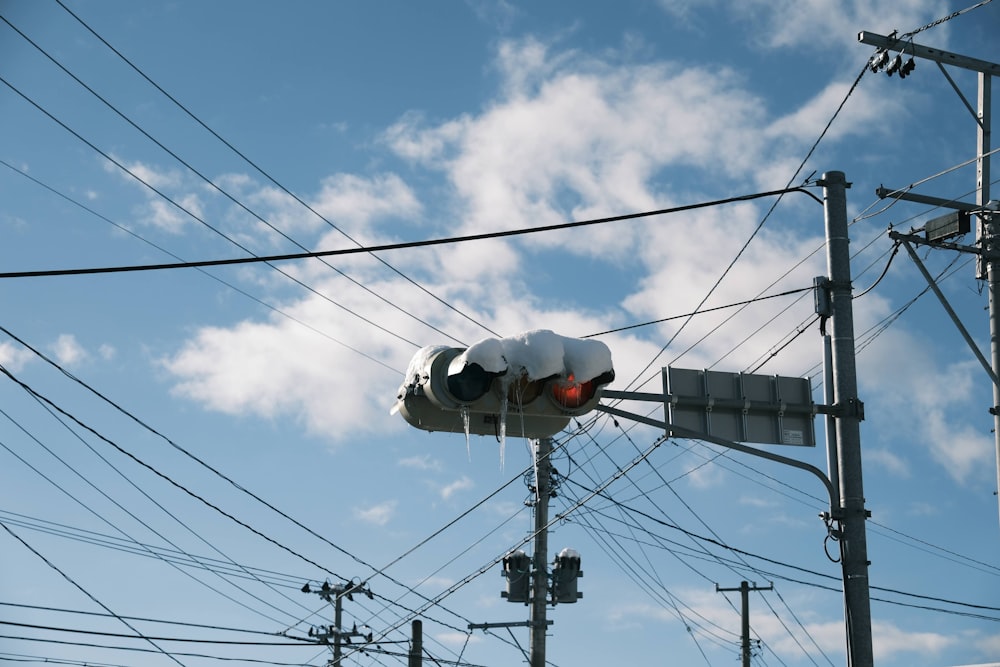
[1,1,999,666]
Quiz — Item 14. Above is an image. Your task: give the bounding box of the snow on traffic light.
[392,329,614,439]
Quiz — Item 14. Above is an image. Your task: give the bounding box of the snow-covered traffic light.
[502,550,531,603]
[393,330,614,439]
[551,548,582,604]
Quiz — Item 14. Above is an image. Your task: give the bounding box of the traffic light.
[502,550,531,603]
[551,548,582,604]
[393,331,614,439]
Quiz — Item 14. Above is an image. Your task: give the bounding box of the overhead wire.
[0,186,818,279]
[8,4,997,665]
[0,522,189,667]
[4,376,321,624]
[0,70,422,350]
[0,511,311,589]
[0,11,463,348]
[52,0,500,341]
[0,325,521,660]
[0,157,398,374]
[0,410,306,628]
[605,420,829,666]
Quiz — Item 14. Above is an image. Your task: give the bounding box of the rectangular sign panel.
[663,367,816,447]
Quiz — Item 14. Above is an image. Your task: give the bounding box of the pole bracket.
[831,398,865,420]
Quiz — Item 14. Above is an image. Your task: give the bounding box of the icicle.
[500,373,511,472]
[461,406,472,462]
[498,381,508,470]
[531,438,541,504]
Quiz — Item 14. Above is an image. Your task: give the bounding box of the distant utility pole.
[529,436,552,667]
[409,619,422,667]
[859,30,1000,526]
[301,579,374,666]
[473,436,582,667]
[716,581,773,667]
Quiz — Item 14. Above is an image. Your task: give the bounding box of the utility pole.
[820,171,874,667]
[716,581,772,667]
[529,436,552,667]
[301,579,374,666]
[409,619,422,667]
[859,30,1000,527]
[594,174,874,666]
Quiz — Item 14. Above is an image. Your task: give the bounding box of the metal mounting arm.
[594,403,839,513]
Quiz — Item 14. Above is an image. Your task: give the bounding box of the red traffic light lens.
[549,374,596,409]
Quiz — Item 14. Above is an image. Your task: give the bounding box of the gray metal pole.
[977,73,1000,527]
[530,437,551,667]
[821,171,874,667]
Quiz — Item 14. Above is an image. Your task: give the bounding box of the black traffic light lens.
[447,362,495,402]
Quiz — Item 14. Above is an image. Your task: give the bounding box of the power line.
[0,326,497,644]
[0,10,464,347]
[584,286,813,338]
[0,522,188,667]
[0,70,422,349]
[53,0,500,341]
[0,187,819,279]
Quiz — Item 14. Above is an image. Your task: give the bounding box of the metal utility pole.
[529,437,552,667]
[859,30,1000,526]
[716,581,773,667]
[821,171,874,667]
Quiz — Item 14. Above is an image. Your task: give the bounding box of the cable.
[0,157,400,374]
[0,620,311,645]
[0,11,463,347]
[53,0,500,340]
[0,71,422,349]
[0,186,819,279]
[902,0,995,38]
[584,286,814,338]
[0,326,491,644]
[0,522,188,667]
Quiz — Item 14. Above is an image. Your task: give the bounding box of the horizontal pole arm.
[595,404,839,511]
[876,186,980,212]
[859,31,1000,75]
[601,389,834,415]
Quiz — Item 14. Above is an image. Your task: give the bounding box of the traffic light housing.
[501,550,531,604]
[551,548,582,604]
[394,332,614,439]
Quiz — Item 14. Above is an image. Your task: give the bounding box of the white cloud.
[735,1,951,53]
[399,454,443,472]
[354,500,397,526]
[310,172,422,238]
[51,334,87,366]
[0,341,35,371]
[866,447,911,477]
[163,313,408,441]
[440,475,474,500]
[871,620,956,661]
[162,29,938,452]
